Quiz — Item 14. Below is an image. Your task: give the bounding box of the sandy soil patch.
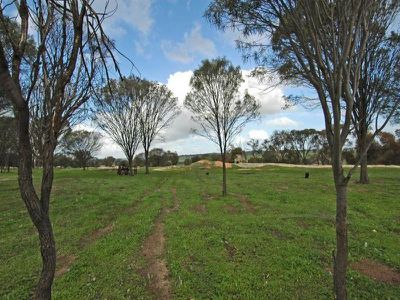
[192,204,207,214]
[352,259,400,285]
[140,188,180,300]
[78,224,114,249]
[237,194,256,213]
[55,254,76,277]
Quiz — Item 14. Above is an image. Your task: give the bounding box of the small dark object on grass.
[305,172,310,179]
[117,165,129,175]
[206,172,209,175]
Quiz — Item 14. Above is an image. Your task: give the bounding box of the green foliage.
[1,167,399,298]
[184,58,260,150]
[134,148,179,167]
[60,130,102,169]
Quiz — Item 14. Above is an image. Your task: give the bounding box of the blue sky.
[83,0,328,157]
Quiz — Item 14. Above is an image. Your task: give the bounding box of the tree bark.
[358,128,369,184]
[333,181,348,300]
[222,153,227,196]
[145,150,149,174]
[34,216,56,300]
[359,154,369,184]
[128,156,133,176]
[14,105,56,300]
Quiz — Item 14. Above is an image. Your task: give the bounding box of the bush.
[184,158,192,165]
[248,157,264,163]
[190,155,201,163]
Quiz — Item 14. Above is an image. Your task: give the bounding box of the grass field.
[1,166,399,299]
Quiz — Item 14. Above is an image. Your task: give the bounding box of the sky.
[77,0,328,158]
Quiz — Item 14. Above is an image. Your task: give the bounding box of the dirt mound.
[191,159,212,168]
[352,259,400,285]
[214,161,232,168]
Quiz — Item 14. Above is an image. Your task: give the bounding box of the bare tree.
[351,33,400,183]
[138,80,180,174]
[60,130,102,170]
[0,1,121,298]
[206,1,400,298]
[95,77,142,175]
[185,58,260,196]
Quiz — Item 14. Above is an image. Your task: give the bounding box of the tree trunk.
[222,153,227,196]
[145,150,149,174]
[14,105,56,299]
[358,128,369,184]
[359,154,369,184]
[34,216,56,300]
[333,181,348,300]
[128,157,133,176]
[357,104,369,184]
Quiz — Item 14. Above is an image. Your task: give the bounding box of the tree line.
[246,129,400,167]
[1,1,399,299]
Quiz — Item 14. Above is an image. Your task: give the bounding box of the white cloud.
[166,71,193,103]
[98,136,125,158]
[161,23,217,63]
[94,0,154,36]
[163,70,199,142]
[249,130,269,140]
[265,116,299,127]
[240,70,285,115]
[94,68,287,157]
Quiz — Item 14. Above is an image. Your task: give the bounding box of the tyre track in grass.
[140,186,180,300]
[56,178,168,279]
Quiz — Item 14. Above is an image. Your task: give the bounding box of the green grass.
[0,166,399,299]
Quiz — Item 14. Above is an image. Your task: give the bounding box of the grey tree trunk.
[128,157,133,176]
[222,154,227,196]
[333,182,348,300]
[15,106,57,300]
[145,150,149,174]
[358,127,369,184]
[359,154,369,184]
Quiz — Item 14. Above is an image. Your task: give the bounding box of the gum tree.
[206,0,400,298]
[185,58,260,196]
[0,1,120,298]
[95,77,142,175]
[138,80,180,174]
[60,130,102,170]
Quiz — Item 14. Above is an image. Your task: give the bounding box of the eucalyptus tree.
[206,1,400,298]
[247,138,261,158]
[60,130,102,170]
[138,81,180,174]
[95,77,142,176]
[286,129,320,164]
[0,1,121,298]
[351,33,400,183]
[185,58,260,196]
